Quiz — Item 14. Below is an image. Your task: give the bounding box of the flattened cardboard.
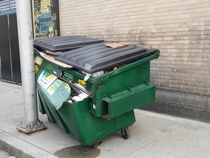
[105,42,127,48]
[35,48,73,68]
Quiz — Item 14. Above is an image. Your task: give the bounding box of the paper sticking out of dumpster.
[45,50,62,56]
[35,48,73,69]
[37,70,71,110]
[105,42,127,48]
[82,70,104,80]
[72,92,89,102]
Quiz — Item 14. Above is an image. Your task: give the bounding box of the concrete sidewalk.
[1,81,210,158]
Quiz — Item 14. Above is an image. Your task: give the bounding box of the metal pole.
[16,0,46,133]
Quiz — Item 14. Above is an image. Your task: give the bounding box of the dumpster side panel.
[46,98,136,145]
[102,83,155,119]
[58,99,115,144]
[90,62,152,117]
[37,84,136,145]
[38,91,57,123]
[38,89,71,133]
[94,62,151,100]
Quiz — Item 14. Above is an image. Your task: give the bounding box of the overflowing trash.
[34,36,160,146]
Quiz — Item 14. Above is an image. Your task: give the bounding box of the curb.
[0,130,58,158]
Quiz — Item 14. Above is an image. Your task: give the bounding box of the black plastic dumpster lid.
[33,36,104,52]
[55,43,157,73]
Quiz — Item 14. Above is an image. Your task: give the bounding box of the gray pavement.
[1,81,210,158]
[0,149,10,158]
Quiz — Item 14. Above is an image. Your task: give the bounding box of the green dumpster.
[34,37,159,146]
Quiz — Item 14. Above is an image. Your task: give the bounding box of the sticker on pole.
[38,70,57,89]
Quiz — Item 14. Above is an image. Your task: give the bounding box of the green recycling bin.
[34,39,159,146]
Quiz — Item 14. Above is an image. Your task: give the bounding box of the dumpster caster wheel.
[91,140,102,148]
[121,128,130,139]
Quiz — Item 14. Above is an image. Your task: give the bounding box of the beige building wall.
[58,0,210,121]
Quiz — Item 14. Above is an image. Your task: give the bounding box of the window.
[0,0,16,15]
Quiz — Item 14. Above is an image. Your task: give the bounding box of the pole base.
[17,120,47,134]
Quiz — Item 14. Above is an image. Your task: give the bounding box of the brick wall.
[59,0,210,97]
